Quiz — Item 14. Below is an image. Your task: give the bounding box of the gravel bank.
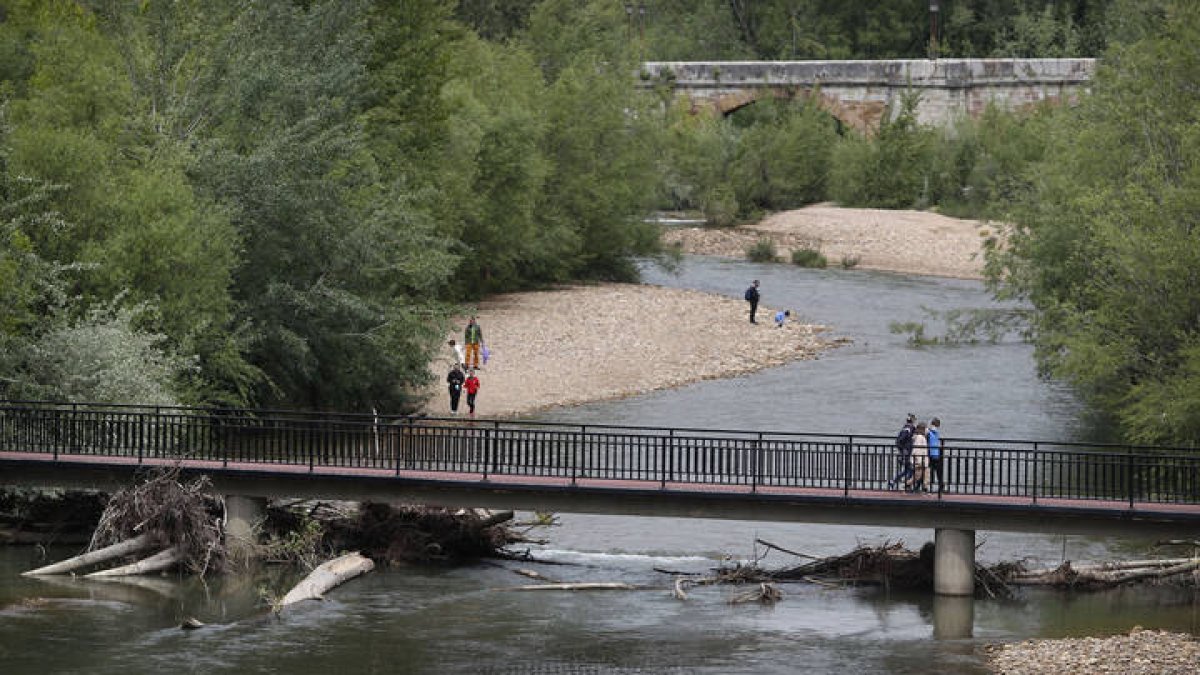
[662,203,999,280]
[984,628,1200,674]
[421,283,842,418]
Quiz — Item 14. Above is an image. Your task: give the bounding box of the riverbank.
[662,203,998,280]
[420,205,996,417]
[985,627,1200,674]
[421,283,843,418]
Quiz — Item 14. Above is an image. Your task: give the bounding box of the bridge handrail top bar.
[4,399,1197,456]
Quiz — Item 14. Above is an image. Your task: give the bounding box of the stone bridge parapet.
[639,58,1097,133]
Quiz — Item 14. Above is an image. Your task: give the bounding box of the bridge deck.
[2,401,1197,536]
[4,450,1195,529]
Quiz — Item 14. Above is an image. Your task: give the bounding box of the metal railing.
[1,400,1198,505]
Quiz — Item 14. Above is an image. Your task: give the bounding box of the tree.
[994,1,1200,445]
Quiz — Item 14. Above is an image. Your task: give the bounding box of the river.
[1,256,1196,674]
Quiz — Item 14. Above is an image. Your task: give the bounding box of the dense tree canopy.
[993,1,1200,445]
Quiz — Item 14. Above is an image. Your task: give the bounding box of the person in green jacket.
[464,316,484,369]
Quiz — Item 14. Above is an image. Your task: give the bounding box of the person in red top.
[464,369,481,416]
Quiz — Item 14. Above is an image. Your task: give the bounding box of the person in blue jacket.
[927,417,943,492]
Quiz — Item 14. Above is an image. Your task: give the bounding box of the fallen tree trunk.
[279,552,375,608]
[1008,558,1200,587]
[85,546,184,577]
[22,534,154,576]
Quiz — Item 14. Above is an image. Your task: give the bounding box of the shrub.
[746,238,779,262]
[701,184,739,228]
[840,254,860,269]
[791,247,827,268]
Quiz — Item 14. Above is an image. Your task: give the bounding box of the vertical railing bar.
[844,435,852,497]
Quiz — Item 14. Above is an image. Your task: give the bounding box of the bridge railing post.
[753,432,762,493]
[1127,446,1135,508]
[1031,442,1038,505]
[843,435,852,497]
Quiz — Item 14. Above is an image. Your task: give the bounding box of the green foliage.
[829,93,936,209]
[3,300,193,405]
[993,1,1200,444]
[728,98,837,213]
[790,248,827,268]
[745,238,778,263]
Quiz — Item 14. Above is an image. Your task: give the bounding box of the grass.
[791,247,828,268]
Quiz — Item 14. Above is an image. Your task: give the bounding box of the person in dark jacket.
[745,280,761,324]
[447,364,465,415]
[887,413,916,490]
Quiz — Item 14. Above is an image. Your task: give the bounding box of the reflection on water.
[0,256,1195,674]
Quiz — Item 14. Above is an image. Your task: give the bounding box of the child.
[448,339,465,368]
[464,369,481,416]
[774,309,791,328]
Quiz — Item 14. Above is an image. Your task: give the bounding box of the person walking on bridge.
[911,422,929,492]
[887,413,916,491]
[927,417,943,492]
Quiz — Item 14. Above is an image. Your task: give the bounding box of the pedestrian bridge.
[2,401,1196,595]
[640,58,1096,133]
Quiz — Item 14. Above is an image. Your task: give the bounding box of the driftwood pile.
[655,538,1199,603]
[23,468,223,578]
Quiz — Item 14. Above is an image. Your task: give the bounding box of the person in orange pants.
[464,316,484,369]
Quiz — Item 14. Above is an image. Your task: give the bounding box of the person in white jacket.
[909,422,929,492]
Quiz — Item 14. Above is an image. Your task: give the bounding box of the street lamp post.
[929,1,940,60]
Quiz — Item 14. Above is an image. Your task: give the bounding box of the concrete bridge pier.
[225,495,267,558]
[933,528,976,596]
[932,595,975,639]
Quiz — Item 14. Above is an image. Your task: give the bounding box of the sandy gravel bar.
[421,283,841,418]
[662,203,1000,280]
[984,628,1200,674]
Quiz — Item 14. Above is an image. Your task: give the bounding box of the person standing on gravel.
[464,369,481,417]
[447,364,465,415]
[745,280,761,324]
[464,316,484,369]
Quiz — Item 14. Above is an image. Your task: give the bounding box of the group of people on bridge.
[889,413,943,493]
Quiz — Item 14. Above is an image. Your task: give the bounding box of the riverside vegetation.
[1,0,1197,447]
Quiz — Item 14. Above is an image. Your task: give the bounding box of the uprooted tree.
[20,467,536,604]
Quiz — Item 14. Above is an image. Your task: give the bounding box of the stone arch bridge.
[638,58,1096,134]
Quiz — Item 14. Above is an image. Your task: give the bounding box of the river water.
[1,256,1197,674]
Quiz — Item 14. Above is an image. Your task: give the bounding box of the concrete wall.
[639,58,1097,133]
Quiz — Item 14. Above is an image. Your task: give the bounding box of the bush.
[701,184,739,228]
[746,238,779,262]
[791,247,827,268]
[840,254,860,269]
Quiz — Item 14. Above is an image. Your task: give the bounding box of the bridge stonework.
[639,58,1096,133]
